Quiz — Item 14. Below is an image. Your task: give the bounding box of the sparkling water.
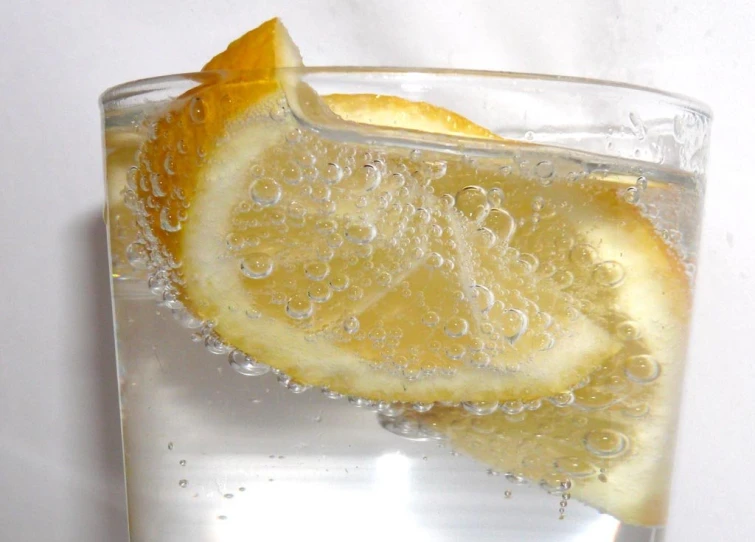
[104,97,702,541]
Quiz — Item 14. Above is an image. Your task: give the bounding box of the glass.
[100,69,710,542]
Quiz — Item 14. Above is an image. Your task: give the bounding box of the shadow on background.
[83,210,130,541]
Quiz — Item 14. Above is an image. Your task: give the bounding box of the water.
[104,95,702,541]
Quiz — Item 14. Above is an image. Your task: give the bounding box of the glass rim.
[100,66,712,118]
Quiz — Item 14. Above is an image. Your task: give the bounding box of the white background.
[1,1,753,540]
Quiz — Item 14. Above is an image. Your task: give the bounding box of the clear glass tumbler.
[101,69,710,542]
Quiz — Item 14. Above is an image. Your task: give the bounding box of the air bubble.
[229,350,271,376]
[624,355,660,383]
[357,164,382,191]
[455,186,490,222]
[500,400,525,415]
[304,261,330,281]
[286,295,313,319]
[444,317,469,338]
[308,282,332,303]
[325,163,343,184]
[548,391,575,407]
[179,460,186,466]
[584,429,629,457]
[345,222,377,245]
[623,186,640,204]
[461,401,499,415]
[570,244,599,267]
[540,473,573,494]
[636,176,648,190]
[249,178,282,207]
[445,344,466,360]
[204,334,230,355]
[329,273,350,291]
[616,320,641,341]
[535,160,555,182]
[412,403,434,413]
[485,208,516,244]
[426,252,444,269]
[179,479,188,488]
[189,96,206,123]
[160,207,182,232]
[593,261,627,288]
[240,253,274,279]
[343,316,360,334]
[470,284,495,313]
[322,388,344,400]
[126,242,149,269]
[501,309,528,343]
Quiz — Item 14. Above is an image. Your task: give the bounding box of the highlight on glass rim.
[101,17,710,542]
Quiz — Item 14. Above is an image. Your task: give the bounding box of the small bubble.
[548,391,575,408]
[455,186,490,222]
[421,311,440,327]
[616,320,641,341]
[423,160,447,179]
[304,261,330,281]
[584,429,629,457]
[126,242,149,269]
[426,252,444,269]
[570,244,599,267]
[504,490,512,498]
[505,473,527,485]
[470,284,495,313]
[178,479,188,488]
[540,473,572,494]
[357,164,382,191]
[444,317,469,338]
[524,131,535,141]
[249,178,282,207]
[189,96,206,123]
[308,282,332,303]
[345,222,377,245]
[409,149,422,161]
[593,261,625,287]
[624,355,661,383]
[445,344,466,360]
[636,176,648,190]
[240,253,274,279]
[168,442,174,451]
[229,350,270,376]
[623,186,640,204]
[217,515,228,521]
[412,403,434,413]
[485,208,516,244]
[325,163,343,184]
[286,295,314,320]
[552,270,574,289]
[343,316,360,334]
[499,401,525,415]
[554,457,597,478]
[179,460,186,466]
[462,401,499,415]
[535,160,554,182]
[501,309,528,343]
[224,493,234,499]
[159,207,182,232]
[329,273,350,291]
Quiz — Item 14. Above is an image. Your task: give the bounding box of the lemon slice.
[391,206,690,525]
[133,20,688,408]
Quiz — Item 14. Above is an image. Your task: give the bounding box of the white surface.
[0,1,753,540]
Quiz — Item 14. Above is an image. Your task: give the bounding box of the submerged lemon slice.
[134,20,689,408]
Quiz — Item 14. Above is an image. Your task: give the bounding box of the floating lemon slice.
[133,20,689,411]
